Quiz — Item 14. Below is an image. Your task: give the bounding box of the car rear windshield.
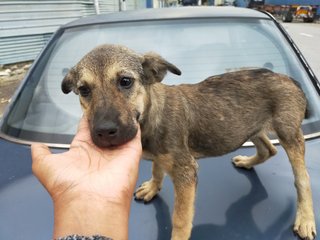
[2,18,320,145]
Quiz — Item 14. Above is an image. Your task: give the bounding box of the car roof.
[63,6,270,29]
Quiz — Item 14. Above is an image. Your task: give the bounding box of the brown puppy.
[62,44,316,240]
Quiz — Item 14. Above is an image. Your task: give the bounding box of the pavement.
[282,22,320,80]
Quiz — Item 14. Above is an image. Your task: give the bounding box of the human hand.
[31,116,142,239]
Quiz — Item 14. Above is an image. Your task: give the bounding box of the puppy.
[62,44,316,240]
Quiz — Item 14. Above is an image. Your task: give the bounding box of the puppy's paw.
[293,213,317,240]
[134,180,161,202]
[232,155,254,169]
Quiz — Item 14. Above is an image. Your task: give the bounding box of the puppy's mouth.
[91,122,138,148]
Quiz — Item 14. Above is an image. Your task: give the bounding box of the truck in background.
[246,0,319,22]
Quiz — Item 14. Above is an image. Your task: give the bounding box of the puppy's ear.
[61,67,78,94]
[142,52,181,84]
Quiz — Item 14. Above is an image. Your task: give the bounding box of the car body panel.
[63,6,270,29]
[0,7,319,240]
[1,137,320,239]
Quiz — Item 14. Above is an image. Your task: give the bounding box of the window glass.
[2,18,320,144]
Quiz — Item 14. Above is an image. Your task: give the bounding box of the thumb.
[31,143,52,175]
[72,115,93,145]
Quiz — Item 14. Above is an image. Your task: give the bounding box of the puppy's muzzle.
[91,109,138,148]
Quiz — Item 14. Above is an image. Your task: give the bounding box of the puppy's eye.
[78,86,91,97]
[119,77,133,89]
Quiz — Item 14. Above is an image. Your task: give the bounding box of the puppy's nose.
[95,121,119,139]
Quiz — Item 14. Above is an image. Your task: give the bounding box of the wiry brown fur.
[62,44,316,240]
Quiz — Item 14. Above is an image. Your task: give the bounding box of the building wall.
[0,0,145,65]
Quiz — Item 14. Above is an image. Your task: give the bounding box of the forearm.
[53,195,130,240]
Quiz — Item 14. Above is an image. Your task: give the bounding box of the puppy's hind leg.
[233,132,277,169]
[135,161,164,202]
[277,128,316,240]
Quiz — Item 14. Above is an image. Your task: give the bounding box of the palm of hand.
[31,117,142,206]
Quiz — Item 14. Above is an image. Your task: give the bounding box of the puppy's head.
[62,44,181,147]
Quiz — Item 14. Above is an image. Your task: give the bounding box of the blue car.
[0,7,319,240]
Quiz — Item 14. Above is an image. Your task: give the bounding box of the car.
[295,5,315,23]
[282,5,315,23]
[0,6,320,240]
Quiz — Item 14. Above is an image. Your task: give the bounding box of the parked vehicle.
[296,5,315,22]
[282,5,294,22]
[282,5,315,22]
[0,7,319,240]
[248,0,318,23]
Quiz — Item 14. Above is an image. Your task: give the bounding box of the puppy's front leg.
[171,159,198,240]
[135,161,164,202]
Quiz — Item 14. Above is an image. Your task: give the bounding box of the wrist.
[53,194,130,240]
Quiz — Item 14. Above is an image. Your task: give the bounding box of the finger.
[134,125,142,142]
[31,143,52,174]
[31,143,51,163]
[72,115,93,145]
[130,126,142,158]
[77,115,90,133]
